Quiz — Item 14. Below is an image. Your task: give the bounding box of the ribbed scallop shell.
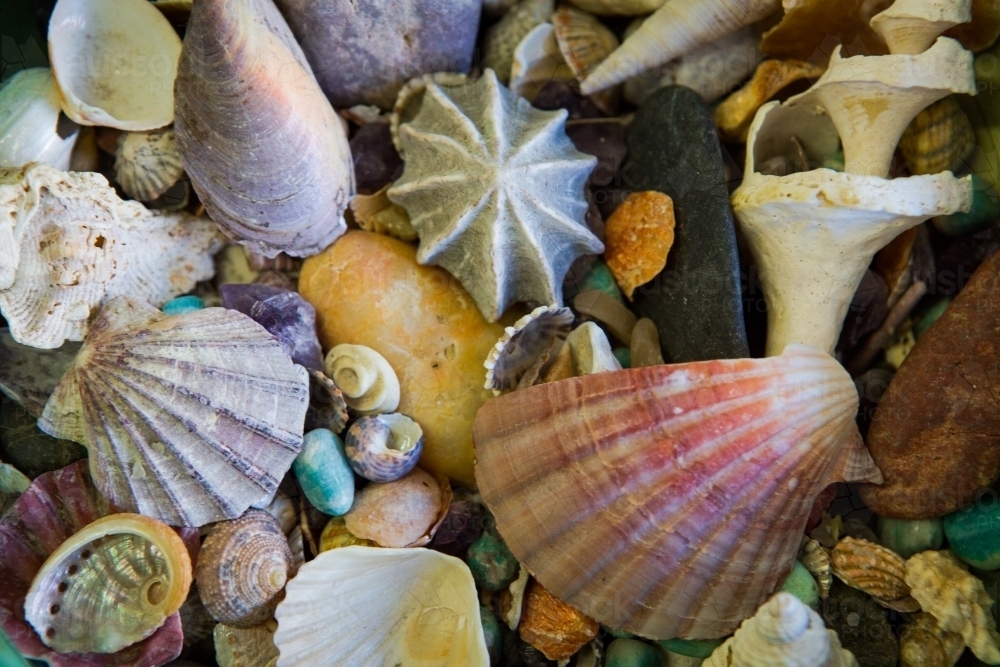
[25,513,193,654]
[174,0,354,259]
[273,546,489,667]
[473,344,882,639]
[38,296,310,527]
[114,128,184,202]
[196,510,293,627]
[484,305,575,394]
[0,461,199,666]
[831,537,910,602]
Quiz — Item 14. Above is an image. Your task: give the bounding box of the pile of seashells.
[0,0,998,665]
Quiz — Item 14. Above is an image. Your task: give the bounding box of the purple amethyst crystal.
[220,284,324,371]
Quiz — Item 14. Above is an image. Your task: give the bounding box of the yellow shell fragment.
[604,191,676,300]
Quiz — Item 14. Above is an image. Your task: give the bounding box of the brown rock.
[860,250,1000,518]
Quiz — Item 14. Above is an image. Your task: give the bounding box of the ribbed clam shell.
[0,461,199,666]
[273,546,489,667]
[196,510,293,627]
[484,305,575,394]
[174,0,354,259]
[25,513,193,654]
[345,414,424,483]
[38,297,310,527]
[831,537,910,602]
[473,344,882,639]
[114,128,184,202]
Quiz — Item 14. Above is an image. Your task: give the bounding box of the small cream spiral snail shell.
[324,344,401,415]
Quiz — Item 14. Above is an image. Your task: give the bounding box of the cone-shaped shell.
[174,0,354,258]
[273,546,489,666]
[0,461,199,667]
[473,345,882,639]
[38,297,309,527]
[580,0,781,94]
[0,68,79,171]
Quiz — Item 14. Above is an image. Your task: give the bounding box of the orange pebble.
[518,579,599,661]
[603,191,675,301]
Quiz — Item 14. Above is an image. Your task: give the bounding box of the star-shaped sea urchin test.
[387,69,603,322]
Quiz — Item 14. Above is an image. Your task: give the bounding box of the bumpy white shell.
[38,296,310,527]
[387,70,602,322]
[705,593,858,667]
[324,344,401,415]
[0,163,221,349]
[566,322,621,375]
[114,128,184,202]
[273,546,489,667]
[48,0,181,130]
[0,68,79,171]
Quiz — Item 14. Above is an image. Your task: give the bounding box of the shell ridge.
[506,109,572,165]
[399,123,486,166]
[412,184,499,266]
[420,84,491,158]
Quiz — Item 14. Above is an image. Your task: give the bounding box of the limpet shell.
[114,128,184,202]
[831,536,910,602]
[25,513,193,654]
[343,468,451,548]
[195,510,293,627]
[484,305,575,394]
[324,344,401,415]
[345,413,424,483]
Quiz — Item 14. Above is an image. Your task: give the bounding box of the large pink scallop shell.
[0,461,199,667]
[473,344,881,640]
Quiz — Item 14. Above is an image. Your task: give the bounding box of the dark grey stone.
[821,580,899,667]
[0,395,86,479]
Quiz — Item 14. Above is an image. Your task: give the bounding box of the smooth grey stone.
[820,580,899,667]
[0,395,86,479]
[0,328,81,418]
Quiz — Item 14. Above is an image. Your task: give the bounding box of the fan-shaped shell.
[0,68,79,171]
[114,128,184,202]
[25,513,193,654]
[273,546,489,667]
[552,6,621,114]
[48,0,181,130]
[174,0,354,258]
[196,510,293,627]
[473,345,882,639]
[0,461,199,666]
[38,296,310,527]
[484,305,575,394]
[387,70,602,322]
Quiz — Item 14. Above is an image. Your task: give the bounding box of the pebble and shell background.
[0,0,999,666]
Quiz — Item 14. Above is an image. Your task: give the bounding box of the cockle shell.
[25,513,193,654]
[830,537,912,604]
[48,0,181,130]
[580,0,782,94]
[704,592,858,667]
[567,0,665,15]
[114,128,184,202]
[343,468,451,548]
[799,536,833,599]
[0,68,79,171]
[473,345,882,639]
[0,163,221,349]
[900,612,965,667]
[870,0,973,55]
[387,70,603,322]
[38,297,310,527]
[214,620,279,667]
[344,413,424,483]
[905,550,1000,663]
[324,344,401,415]
[0,461,198,666]
[484,305,575,394]
[273,546,489,666]
[196,510,293,627]
[552,7,622,114]
[174,0,355,259]
[898,96,975,176]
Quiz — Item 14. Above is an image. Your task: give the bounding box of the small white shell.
[0,68,79,170]
[345,413,424,483]
[48,0,182,130]
[114,128,184,201]
[566,322,622,375]
[870,0,973,55]
[325,344,401,415]
[273,546,489,667]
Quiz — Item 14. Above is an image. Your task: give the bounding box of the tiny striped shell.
[345,413,424,483]
[799,536,832,599]
[831,536,910,602]
[898,96,975,176]
[196,510,293,627]
[114,128,185,201]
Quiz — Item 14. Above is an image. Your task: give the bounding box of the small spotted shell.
[195,510,293,627]
[114,127,185,201]
[325,344,401,415]
[345,413,424,483]
[831,536,911,603]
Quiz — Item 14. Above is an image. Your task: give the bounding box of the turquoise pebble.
[877,515,944,559]
[480,603,503,665]
[162,295,205,316]
[779,560,820,608]
[913,297,951,338]
[605,638,662,667]
[613,347,631,368]
[945,497,1000,570]
[466,529,518,592]
[657,638,722,658]
[932,175,999,237]
[293,428,355,516]
[564,258,626,305]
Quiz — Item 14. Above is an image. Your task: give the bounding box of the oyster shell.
[830,536,911,604]
[484,305,575,395]
[387,70,602,322]
[196,510,293,627]
[704,592,858,666]
[38,297,310,527]
[273,546,489,666]
[0,68,79,171]
[0,163,221,349]
[0,461,198,666]
[25,513,193,654]
[473,345,882,639]
[114,128,184,202]
[48,0,182,130]
[174,0,355,258]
